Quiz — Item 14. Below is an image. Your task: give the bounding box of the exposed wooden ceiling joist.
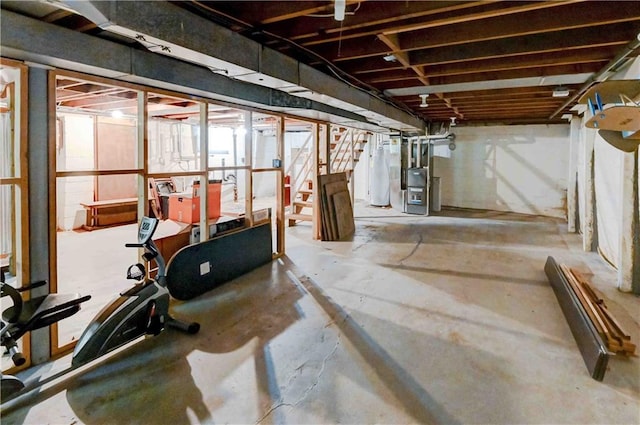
[16,0,640,126]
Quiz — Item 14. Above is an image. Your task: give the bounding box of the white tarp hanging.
[370,146,390,206]
[593,135,623,266]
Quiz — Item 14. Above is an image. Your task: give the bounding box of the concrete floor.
[1,204,639,424]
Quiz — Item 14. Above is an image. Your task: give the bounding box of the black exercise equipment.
[71,216,200,366]
[1,280,90,399]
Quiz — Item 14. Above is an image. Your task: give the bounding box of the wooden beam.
[294,1,495,44]
[408,23,634,67]
[400,3,640,52]
[385,0,586,35]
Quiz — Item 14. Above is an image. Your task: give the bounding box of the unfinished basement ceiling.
[5,1,640,127]
[175,0,640,126]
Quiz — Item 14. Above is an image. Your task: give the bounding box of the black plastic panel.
[166,222,273,300]
[544,256,609,381]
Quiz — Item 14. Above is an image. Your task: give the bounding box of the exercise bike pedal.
[145,301,164,335]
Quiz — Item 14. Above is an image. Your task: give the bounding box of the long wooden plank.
[570,269,636,355]
[568,268,625,352]
[545,257,609,381]
[570,269,631,340]
[560,265,612,345]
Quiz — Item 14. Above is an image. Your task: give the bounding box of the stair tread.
[287,213,313,221]
[294,200,313,207]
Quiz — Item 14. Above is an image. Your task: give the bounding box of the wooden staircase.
[286,126,370,227]
[287,182,313,225]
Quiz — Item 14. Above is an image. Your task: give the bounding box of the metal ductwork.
[61,0,425,133]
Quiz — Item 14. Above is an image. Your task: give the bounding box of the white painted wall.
[433,124,570,218]
[57,113,95,230]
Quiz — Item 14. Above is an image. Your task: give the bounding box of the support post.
[136,91,148,220]
[198,102,209,241]
[618,150,639,293]
[244,111,253,227]
[276,116,285,256]
[30,66,50,364]
[568,116,580,233]
[312,123,321,240]
[582,125,597,252]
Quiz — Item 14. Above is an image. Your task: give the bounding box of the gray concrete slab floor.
[1,205,639,424]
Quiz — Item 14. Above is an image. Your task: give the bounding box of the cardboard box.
[168,180,221,223]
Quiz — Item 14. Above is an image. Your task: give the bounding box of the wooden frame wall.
[0,58,30,372]
[47,68,312,354]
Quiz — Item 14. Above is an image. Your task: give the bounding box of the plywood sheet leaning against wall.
[318,172,355,241]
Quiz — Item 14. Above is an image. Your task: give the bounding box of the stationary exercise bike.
[71,216,200,366]
[1,279,91,399]
[1,217,199,400]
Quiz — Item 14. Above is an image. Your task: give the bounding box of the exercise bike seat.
[2,285,91,341]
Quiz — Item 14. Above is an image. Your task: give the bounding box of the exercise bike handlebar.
[125,239,166,278]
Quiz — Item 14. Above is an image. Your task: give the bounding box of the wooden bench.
[80,198,138,230]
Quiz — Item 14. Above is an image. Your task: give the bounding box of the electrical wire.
[256,27,421,119]
[187,1,421,121]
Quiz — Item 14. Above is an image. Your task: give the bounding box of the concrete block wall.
[433,124,570,218]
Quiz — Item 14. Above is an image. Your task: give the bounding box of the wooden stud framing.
[137,91,149,220]
[276,116,285,256]
[244,111,253,227]
[325,124,331,175]
[199,102,209,241]
[312,123,322,240]
[0,58,31,373]
[48,69,66,356]
[27,65,347,363]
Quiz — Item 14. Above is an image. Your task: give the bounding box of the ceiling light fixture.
[419,94,429,108]
[552,86,570,97]
[334,0,346,21]
[383,54,397,62]
[450,117,457,126]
